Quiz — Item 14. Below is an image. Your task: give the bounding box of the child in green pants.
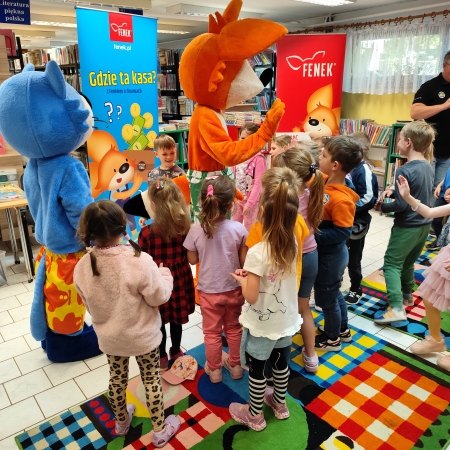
[374,121,435,323]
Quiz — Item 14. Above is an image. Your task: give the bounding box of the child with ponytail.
[183,176,248,383]
[229,167,305,432]
[138,178,195,370]
[74,200,180,447]
[273,147,324,372]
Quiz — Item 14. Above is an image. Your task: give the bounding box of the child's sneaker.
[437,355,450,371]
[373,307,407,324]
[318,326,352,343]
[222,354,243,380]
[229,403,267,431]
[152,415,181,448]
[315,305,323,312]
[301,347,318,372]
[314,334,341,351]
[264,387,290,419]
[169,347,184,361]
[402,293,414,307]
[410,335,446,354]
[345,288,362,306]
[115,404,136,436]
[204,362,222,383]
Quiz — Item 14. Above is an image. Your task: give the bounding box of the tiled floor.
[0,211,446,448]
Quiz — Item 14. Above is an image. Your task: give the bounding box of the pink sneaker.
[264,387,290,419]
[204,362,222,383]
[410,335,446,355]
[169,347,184,361]
[160,356,169,371]
[222,354,243,380]
[115,404,136,436]
[229,403,267,431]
[302,348,319,373]
[152,414,181,448]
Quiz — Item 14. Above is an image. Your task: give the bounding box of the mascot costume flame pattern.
[0,61,101,363]
[124,0,288,223]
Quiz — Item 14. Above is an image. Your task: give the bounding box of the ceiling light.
[166,4,261,19]
[49,0,152,9]
[13,30,56,38]
[157,30,190,34]
[31,20,77,27]
[294,0,355,6]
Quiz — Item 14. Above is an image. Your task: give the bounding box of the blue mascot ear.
[23,64,35,72]
[45,60,66,99]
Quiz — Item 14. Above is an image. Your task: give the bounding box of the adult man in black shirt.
[411,51,450,192]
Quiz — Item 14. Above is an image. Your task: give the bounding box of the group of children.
[71,119,450,445]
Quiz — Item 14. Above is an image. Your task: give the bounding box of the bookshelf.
[385,123,406,188]
[158,49,194,123]
[248,48,276,113]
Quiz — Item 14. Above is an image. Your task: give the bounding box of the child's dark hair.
[148,178,191,242]
[199,176,235,239]
[77,200,141,276]
[273,147,324,233]
[259,167,300,276]
[240,122,259,135]
[325,136,363,174]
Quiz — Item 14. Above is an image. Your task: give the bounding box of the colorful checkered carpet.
[15,312,450,450]
[347,236,450,344]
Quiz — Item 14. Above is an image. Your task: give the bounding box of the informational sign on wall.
[0,0,30,25]
[76,7,159,238]
[276,34,347,137]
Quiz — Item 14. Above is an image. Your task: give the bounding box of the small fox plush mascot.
[178,0,287,219]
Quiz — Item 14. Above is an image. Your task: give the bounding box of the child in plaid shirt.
[138,178,195,370]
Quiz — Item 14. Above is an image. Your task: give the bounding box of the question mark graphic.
[152,70,156,84]
[104,102,113,123]
[117,105,122,120]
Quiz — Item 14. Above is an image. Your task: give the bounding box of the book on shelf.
[340,118,374,135]
[365,123,392,146]
[178,96,194,116]
[386,157,406,186]
[225,111,262,126]
[23,45,79,67]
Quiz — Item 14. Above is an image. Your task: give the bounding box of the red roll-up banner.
[276,34,347,137]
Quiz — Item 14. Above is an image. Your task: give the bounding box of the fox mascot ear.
[307,84,333,112]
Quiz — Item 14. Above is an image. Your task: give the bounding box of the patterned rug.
[15,311,450,450]
[347,237,450,344]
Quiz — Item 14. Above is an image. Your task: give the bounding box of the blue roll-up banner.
[76,8,158,238]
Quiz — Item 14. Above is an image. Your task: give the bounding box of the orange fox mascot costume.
[177,0,287,219]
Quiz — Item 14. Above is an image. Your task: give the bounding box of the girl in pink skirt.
[397,174,450,370]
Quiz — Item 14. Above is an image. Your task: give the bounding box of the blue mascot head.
[0,60,93,158]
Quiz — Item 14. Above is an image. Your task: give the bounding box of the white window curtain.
[342,19,450,94]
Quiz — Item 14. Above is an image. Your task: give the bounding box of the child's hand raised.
[139,217,147,227]
[396,175,410,198]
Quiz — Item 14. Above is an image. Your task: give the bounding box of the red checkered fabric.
[138,226,195,325]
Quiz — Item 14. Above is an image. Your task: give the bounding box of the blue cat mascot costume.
[0,61,101,362]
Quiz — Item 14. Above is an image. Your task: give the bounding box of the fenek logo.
[286,51,336,78]
[109,12,133,43]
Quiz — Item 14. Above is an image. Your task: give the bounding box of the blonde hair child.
[273,147,324,371]
[74,200,180,446]
[183,176,248,383]
[374,121,435,324]
[138,178,195,370]
[229,167,304,432]
[269,134,293,158]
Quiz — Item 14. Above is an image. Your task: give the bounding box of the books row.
[366,123,392,146]
[158,74,177,91]
[178,96,194,116]
[255,93,271,111]
[386,157,406,187]
[249,52,271,66]
[224,111,262,126]
[22,45,79,67]
[158,49,183,66]
[64,74,81,91]
[161,96,179,115]
[339,118,373,135]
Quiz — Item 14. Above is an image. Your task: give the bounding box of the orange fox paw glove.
[173,174,192,206]
[260,98,285,140]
